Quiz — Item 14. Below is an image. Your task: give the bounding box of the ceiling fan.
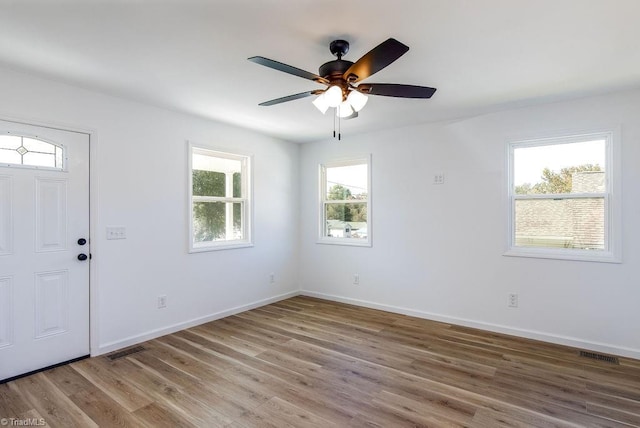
[248,38,437,137]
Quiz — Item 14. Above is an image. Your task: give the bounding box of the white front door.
[0,119,90,382]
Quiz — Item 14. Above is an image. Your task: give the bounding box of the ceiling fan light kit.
[312,94,330,114]
[337,100,355,118]
[249,38,436,139]
[347,90,368,112]
[323,85,344,108]
[311,84,367,116]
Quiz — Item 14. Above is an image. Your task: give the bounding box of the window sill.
[189,242,253,253]
[504,247,621,263]
[317,238,372,248]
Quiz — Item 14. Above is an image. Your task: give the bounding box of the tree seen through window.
[192,169,241,242]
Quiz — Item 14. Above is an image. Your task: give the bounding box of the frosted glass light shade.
[336,101,354,117]
[312,93,329,114]
[324,85,343,108]
[347,90,368,112]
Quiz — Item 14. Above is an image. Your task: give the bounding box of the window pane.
[193,201,245,242]
[0,135,21,150]
[515,198,604,250]
[326,164,368,200]
[232,172,241,198]
[192,154,243,198]
[23,151,56,168]
[192,170,226,197]
[193,201,226,242]
[325,203,367,240]
[514,140,605,195]
[0,149,21,164]
[55,146,63,167]
[232,202,243,239]
[22,138,56,154]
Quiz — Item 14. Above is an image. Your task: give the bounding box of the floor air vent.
[106,345,146,361]
[579,350,619,364]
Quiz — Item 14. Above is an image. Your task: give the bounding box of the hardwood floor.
[2,296,640,427]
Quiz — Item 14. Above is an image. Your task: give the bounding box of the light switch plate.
[106,226,126,240]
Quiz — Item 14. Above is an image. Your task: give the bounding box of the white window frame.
[318,155,372,247]
[188,142,253,252]
[505,130,621,263]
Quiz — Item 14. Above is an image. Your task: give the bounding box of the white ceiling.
[1,0,640,143]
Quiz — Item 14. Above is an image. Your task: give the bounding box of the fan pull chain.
[333,111,336,139]
[338,111,341,141]
[333,106,341,140]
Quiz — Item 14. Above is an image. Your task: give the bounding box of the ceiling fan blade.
[248,56,329,85]
[343,38,409,83]
[358,83,437,98]
[258,91,318,106]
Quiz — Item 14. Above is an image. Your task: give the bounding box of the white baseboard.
[300,290,640,360]
[94,290,300,356]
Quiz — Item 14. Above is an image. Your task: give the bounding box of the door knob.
[77,253,88,261]
[77,238,87,245]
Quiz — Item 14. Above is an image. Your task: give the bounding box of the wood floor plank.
[2,295,639,427]
[199,317,291,349]
[373,389,476,426]
[67,387,145,427]
[233,396,337,428]
[132,402,194,428]
[471,407,576,428]
[43,364,96,397]
[71,357,155,413]
[0,382,33,418]
[150,340,274,417]
[108,356,232,427]
[188,325,267,357]
[11,372,99,427]
[585,389,640,422]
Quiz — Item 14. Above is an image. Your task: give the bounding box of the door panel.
[0,119,89,381]
[34,270,69,338]
[36,178,68,252]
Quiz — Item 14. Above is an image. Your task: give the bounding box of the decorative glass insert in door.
[0,134,64,169]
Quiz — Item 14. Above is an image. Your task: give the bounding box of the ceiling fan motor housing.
[319,59,354,81]
[318,60,354,101]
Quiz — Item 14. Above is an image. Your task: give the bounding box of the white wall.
[299,89,640,359]
[3,64,639,360]
[0,66,300,354]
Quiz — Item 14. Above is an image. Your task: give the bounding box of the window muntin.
[0,134,64,170]
[189,145,251,252]
[507,132,618,262]
[319,157,371,246]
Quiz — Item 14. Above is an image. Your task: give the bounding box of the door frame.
[0,113,99,357]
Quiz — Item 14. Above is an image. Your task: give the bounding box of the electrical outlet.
[353,274,360,285]
[158,295,167,309]
[433,173,445,185]
[269,272,275,284]
[508,293,518,308]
